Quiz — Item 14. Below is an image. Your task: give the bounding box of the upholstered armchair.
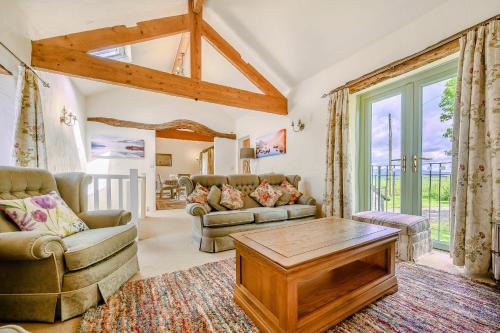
[0,167,139,322]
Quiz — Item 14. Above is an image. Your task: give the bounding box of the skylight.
[90,46,132,62]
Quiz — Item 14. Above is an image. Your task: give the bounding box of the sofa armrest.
[54,172,92,214]
[186,203,209,216]
[178,176,194,196]
[0,231,66,261]
[78,210,132,229]
[297,195,316,206]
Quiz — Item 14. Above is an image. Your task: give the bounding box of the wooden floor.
[156,196,187,210]
[2,210,493,332]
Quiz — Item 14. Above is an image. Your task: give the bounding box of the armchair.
[0,167,139,322]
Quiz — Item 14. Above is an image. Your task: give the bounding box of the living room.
[0,1,499,332]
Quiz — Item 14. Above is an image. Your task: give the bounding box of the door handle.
[391,156,406,173]
[412,155,433,172]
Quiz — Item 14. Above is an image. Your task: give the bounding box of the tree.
[438,77,457,155]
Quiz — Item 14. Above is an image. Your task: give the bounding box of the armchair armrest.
[178,176,194,196]
[0,231,66,261]
[78,210,132,229]
[186,203,210,216]
[297,195,316,206]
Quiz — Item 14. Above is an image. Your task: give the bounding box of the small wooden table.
[230,217,400,333]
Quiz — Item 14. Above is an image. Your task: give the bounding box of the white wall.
[235,0,500,206]
[214,138,237,175]
[85,86,238,212]
[156,138,213,178]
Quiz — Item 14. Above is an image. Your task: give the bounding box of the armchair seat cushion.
[63,223,137,271]
[203,211,254,227]
[244,207,288,223]
[280,204,316,219]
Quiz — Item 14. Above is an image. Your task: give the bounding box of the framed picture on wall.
[90,136,145,158]
[156,153,172,166]
[255,129,286,158]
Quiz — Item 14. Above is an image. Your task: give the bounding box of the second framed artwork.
[156,153,172,166]
[255,129,286,158]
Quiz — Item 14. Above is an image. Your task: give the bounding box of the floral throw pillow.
[187,183,212,212]
[0,191,89,237]
[273,185,292,206]
[280,180,302,204]
[220,184,245,210]
[250,181,283,207]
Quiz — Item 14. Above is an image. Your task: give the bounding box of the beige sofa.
[0,167,139,322]
[180,173,316,253]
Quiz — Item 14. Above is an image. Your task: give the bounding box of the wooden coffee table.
[230,217,400,333]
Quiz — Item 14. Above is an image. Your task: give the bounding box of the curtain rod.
[0,41,50,88]
[321,13,499,98]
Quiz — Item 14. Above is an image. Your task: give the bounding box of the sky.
[371,79,453,172]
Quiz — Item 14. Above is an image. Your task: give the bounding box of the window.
[357,60,457,250]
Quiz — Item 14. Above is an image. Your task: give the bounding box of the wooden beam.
[172,33,189,74]
[202,21,283,97]
[156,129,214,142]
[0,64,12,76]
[32,42,287,114]
[87,117,237,139]
[189,0,202,80]
[348,39,460,94]
[193,0,204,14]
[36,15,189,52]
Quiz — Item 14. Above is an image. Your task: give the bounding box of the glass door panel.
[370,94,403,213]
[419,77,455,250]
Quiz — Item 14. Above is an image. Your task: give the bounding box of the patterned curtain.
[450,20,499,276]
[323,88,352,218]
[207,147,214,175]
[13,66,47,168]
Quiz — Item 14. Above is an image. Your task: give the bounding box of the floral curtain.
[323,88,352,218]
[13,66,47,168]
[450,20,499,276]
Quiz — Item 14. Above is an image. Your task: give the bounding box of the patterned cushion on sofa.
[280,180,302,204]
[273,185,292,206]
[250,181,283,207]
[187,183,211,212]
[220,184,245,210]
[0,191,89,237]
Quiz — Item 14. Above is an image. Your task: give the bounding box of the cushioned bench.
[352,211,432,261]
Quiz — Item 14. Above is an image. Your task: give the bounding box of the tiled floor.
[4,209,493,332]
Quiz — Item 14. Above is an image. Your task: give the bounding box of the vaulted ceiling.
[16,0,447,96]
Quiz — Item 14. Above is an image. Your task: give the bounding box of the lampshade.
[239,147,255,159]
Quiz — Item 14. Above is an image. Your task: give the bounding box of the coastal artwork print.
[91,136,145,158]
[255,129,286,158]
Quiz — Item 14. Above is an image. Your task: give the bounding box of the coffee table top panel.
[231,217,400,268]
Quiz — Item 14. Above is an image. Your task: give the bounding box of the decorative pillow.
[220,184,245,210]
[280,180,302,204]
[273,185,292,206]
[250,180,283,207]
[0,191,89,237]
[187,183,212,212]
[207,185,227,211]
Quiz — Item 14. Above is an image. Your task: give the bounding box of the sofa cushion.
[280,180,302,204]
[220,184,245,210]
[207,185,227,211]
[273,185,291,206]
[203,210,254,227]
[186,184,211,213]
[250,180,283,207]
[63,223,137,271]
[280,204,316,219]
[244,207,288,223]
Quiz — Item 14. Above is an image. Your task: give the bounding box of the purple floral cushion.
[0,191,89,237]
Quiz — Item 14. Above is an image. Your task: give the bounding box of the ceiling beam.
[35,15,189,52]
[189,0,202,80]
[156,129,214,142]
[0,64,12,76]
[32,42,286,114]
[87,117,236,140]
[192,0,204,14]
[172,33,189,74]
[202,21,283,97]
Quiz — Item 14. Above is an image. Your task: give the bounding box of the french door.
[357,60,457,250]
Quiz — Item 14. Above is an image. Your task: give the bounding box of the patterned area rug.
[79,259,499,333]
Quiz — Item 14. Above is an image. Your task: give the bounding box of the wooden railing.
[88,169,146,221]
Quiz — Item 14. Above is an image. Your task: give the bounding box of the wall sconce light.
[291,119,305,132]
[60,106,77,126]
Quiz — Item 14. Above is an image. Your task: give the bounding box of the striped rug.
[79,259,499,333]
